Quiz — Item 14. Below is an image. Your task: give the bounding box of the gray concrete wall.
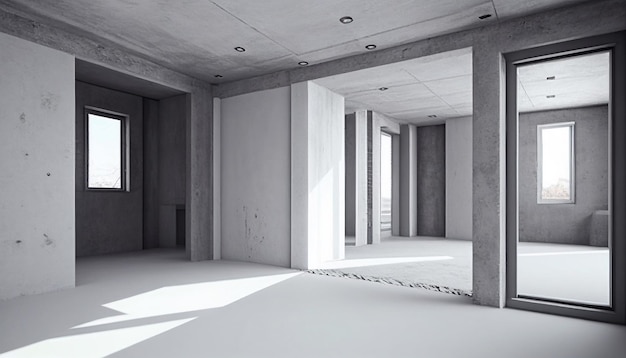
[399,124,418,237]
[519,105,608,245]
[75,81,143,257]
[158,94,187,248]
[291,81,345,269]
[221,86,291,267]
[345,113,356,236]
[368,111,382,244]
[0,32,75,300]
[416,124,446,237]
[446,117,473,240]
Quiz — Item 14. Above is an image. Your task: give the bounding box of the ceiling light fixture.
[546,95,556,98]
[365,44,377,50]
[215,75,223,78]
[298,61,309,66]
[546,76,556,80]
[478,14,492,20]
[339,16,354,24]
[378,87,388,91]
[234,46,246,52]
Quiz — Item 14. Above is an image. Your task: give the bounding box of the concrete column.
[212,97,221,259]
[399,124,417,237]
[291,81,345,269]
[392,133,400,236]
[186,87,214,261]
[472,41,505,307]
[344,111,368,246]
[143,98,159,249]
[368,111,381,244]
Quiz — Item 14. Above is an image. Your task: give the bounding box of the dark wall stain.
[42,233,55,247]
[40,92,60,111]
[19,113,26,123]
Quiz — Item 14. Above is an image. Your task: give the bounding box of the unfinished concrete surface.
[399,124,418,237]
[344,111,368,246]
[445,117,473,241]
[75,82,144,257]
[416,125,446,237]
[0,250,624,358]
[0,32,75,300]
[220,86,291,268]
[291,81,345,269]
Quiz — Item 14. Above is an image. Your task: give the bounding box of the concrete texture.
[518,106,608,246]
[446,117,473,240]
[0,0,563,83]
[221,87,291,267]
[399,124,418,237]
[143,99,160,249]
[291,81,345,269]
[187,87,214,261]
[344,112,368,246]
[1,250,625,358]
[212,98,222,260]
[75,81,143,257]
[0,32,75,300]
[392,134,400,236]
[416,125,446,237]
[157,95,187,248]
[367,111,382,245]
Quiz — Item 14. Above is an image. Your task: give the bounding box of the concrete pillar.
[212,97,221,259]
[344,111,368,246]
[291,81,345,269]
[392,133,400,236]
[368,111,381,244]
[399,124,417,237]
[186,87,214,261]
[143,98,159,249]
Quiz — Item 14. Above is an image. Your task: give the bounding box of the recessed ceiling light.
[546,76,556,80]
[234,46,246,52]
[478,14,492,20]
[365,44,377,50]
[379,87,388,91]
[215,74,223,78]
[546,95,556,98]
[298,61,309,66]
[339,16,353,24]
[428,115,438,118]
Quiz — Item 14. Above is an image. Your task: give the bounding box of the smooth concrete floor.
[1,249,624,358]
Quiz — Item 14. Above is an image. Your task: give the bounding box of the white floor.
[0,249,624,358]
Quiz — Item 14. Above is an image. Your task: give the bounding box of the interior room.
[312,49,474,295]
[0,0,625,357]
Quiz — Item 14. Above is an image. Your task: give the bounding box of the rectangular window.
[85,108,128,191]
[537,122,575,203]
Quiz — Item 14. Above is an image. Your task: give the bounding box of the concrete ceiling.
[0,0,590,84]
[518,51,610,113]
[314,48,472,125]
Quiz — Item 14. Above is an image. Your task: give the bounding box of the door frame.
[505,31,626,324]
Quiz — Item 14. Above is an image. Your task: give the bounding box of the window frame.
[536,121,575,204]
[84,106,129,192]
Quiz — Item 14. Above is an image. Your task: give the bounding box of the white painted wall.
[292,81,345,269]
[0,33,75,300]
[446,116,473,240]
[220,87,291,267]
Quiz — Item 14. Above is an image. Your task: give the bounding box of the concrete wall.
[519,105,608,245]
[446,117,473,240]
[75,81,143,256]
[0,33,75,300]
[416,124,446,237]
[158,95,187,248]
[345,113,356,237]
[399,124,417,237]
[292,81,345,269]
[221,86,291,267]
